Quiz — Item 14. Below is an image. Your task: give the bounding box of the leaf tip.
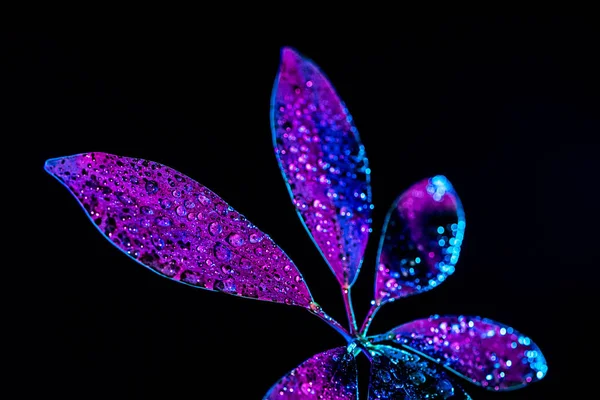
[280,46,304,71]
[281,45,301,59]
[44,156,60,174]
[430,174,453,192]
[44,154,82,179]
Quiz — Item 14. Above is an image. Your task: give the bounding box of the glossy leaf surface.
[264,347,358,399]
[368,345,471,399]
[45,152,313,307]
[371,315,548,391]
[375,176,465,304]
[271,47,372,287]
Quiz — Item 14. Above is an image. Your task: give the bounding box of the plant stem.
[359,302,381,336]
[341,286,358,335]
[308,303,353,343]
[349,336,378,362]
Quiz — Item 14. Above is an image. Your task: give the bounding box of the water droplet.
[216,203,229,216]
[127,224,138,233]
[214,243,232,261]
[409,371,426,385]
[300,383,313,395]
[152,236,165,250]
[184,200,195,209]
[340,206,352,217]
[209,222,222,236]
[145,180,158,195]
[140,206,154,215]
[197,194,211,205]
[293,195,308,210]
[163,261,179,277]
[227,233,245,247]
[160,199,172,209]
[214,278,236,293]
[249,231,264,243]
[377,370,391,383]
[196,239,211,253]
[221,265,233,274]
[116,192,133,205]
[436,379,454,398]
[224,278,236,293]
[176,205,187,216]
[238,257,252,270]
[155,217,172,227]
[172,189,182,198]
[181,270,205,286]
[385,278,398,289]
[295,275,303,283]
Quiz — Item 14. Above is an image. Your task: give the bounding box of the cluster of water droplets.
[373,315,548,391]
[45,152,312,307]
[376,176,465,303]
[272,47,372,287]
[265,347,358,400]
[368,345,471,399]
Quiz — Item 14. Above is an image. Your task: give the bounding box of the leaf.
[271,47,372,288]
[370,315,548,391]
[375,176,465,304]
[264,346,358,399]
[368,345,471,399]
[44,152,313,308]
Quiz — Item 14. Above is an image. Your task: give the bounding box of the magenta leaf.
[375,176,465,304]
[44,152,313,308]
[264,346,358,399]
[368,345,471,399]
[370,315,548,391]
[271,47,372,288]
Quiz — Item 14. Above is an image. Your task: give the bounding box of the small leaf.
[45,152,313,308]
[264,346,358,399]
[371,315,548,391]
[368,345,471,399]
[271,47,372,288]
[375,176,465,304]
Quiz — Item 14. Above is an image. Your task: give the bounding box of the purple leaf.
[264,346,358,399]
[371,315,548,391]
[368,345,471,399]
[44,152,313,308]
[375,176,465,304]
[271,47,372,288]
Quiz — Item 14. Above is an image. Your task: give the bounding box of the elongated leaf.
[264,346,358,399]
[370,315,548,391]
[44,152,313,307]
[375,176,465,304]
[368,345,471,399]
[271,47,372,287]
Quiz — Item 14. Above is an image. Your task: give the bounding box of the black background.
[5,18,598,398]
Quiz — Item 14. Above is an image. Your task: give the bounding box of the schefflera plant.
[44,47,547,399]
